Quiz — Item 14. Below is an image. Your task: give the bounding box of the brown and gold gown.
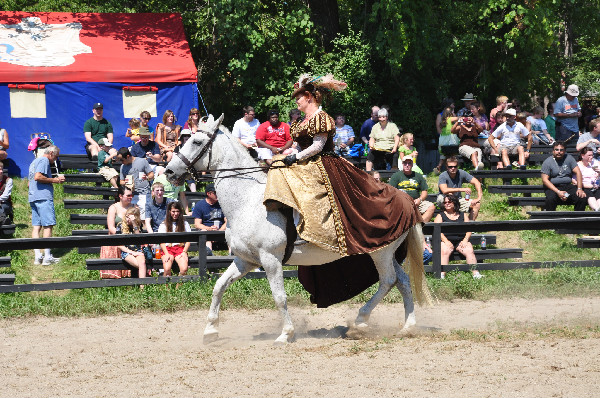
[263,111,422,307]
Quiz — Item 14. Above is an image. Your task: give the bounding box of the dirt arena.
[2,296,599,397]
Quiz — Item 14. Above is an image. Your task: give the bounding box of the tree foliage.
[4,0,600,137]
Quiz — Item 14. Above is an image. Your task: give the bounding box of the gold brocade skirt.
[264,156,345,254]
[264,155,422,258]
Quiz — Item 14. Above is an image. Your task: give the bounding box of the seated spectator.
[489,108,531,169]
[174,129,196,192]
[371,170,381,182]
[437,156,483,220]
[158,201,191,276]
[489,95,509,131]
[397,133,423,173]
[0,123,9,160]
[367,107,400,171]
[333,114,355,156]
[232,105,260,158]
[255,110,293,164]
[544,102,556,140]
[139,111,154,140]
[144,182,174,233]
[193,184,227,256]
[527,106,554,145]
[434,106,459,175]
[573,147,600,211]
[576,118,600,159]
[97,138,119,188]
[155,109,182,162]
[130,127,163,173]
[101,185,136,279]
[183,108,202,133]
[0,161,13,223]
[389,157,435,222]
[470,101,489,133]
[289,108,302,125]
[451,112,484,170]
[434,193,482,279]
[125,118,141,143]
[541,141,587,211]
[117,147,154,220]
[116,207,147,279]
[153,173,190,214]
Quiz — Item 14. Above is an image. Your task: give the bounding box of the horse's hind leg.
[354,247,397,328]
[393,259,416,330]
[204,258,255,343]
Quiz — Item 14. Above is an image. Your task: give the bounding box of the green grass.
[0,173,599,318]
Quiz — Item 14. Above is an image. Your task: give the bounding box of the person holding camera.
[451,111,484,170]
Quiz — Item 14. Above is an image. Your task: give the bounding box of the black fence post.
[197,233,207,278]
[433,224,442,279]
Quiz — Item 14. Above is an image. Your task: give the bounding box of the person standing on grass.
[29,145,65,266]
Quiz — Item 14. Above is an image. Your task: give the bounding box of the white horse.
[164,114,431,344]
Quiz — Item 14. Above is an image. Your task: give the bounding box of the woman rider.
[262,74,422,307]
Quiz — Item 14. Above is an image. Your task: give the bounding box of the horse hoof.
[402,314,416,330]
[274,333,294,345]
[346,323,368,340]
[203,330,219,344]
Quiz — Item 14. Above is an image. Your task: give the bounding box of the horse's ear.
[216,114,225,126]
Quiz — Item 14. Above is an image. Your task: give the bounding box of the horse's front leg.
[204,258,255,343]
[260,251,295,344]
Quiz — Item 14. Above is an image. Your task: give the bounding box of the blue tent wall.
[0,82,198,177]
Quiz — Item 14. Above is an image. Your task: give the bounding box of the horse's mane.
[215,124,262,169]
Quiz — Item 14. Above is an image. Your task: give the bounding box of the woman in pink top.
[573,146,600,210]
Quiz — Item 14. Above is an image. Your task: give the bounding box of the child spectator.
[97,138,119,188]
[117,207,147,279]
[397,132,423,174]
[125,118,141,143]
[0,161,13,223]
[527,106,554,145]
[158,201,191,276]
[489,108,531,169]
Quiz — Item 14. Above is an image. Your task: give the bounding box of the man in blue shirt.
[192,184,227,255]
[129,127,162,172]
[144,182,174,233]
[29,145,65,265]
[554,84,582,141]
[359,106,380,145]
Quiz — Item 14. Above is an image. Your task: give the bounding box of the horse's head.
[164,113,224,186]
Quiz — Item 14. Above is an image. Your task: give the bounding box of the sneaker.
[505,165,513,170]
[512,161,520,168]
[34,256,44,265]
[520,165,527,170]
[42,255,60,266]
[440,272,446,279]
[476,162,484,170]
[472,272,484,280]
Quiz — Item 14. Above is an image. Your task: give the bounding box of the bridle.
[174,128,281,183]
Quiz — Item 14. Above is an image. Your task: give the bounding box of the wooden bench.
[471,169,541,185]
[70,213,196,226]
[63,184,209,200]
[85,257,298,279]
[488,185,544,195]
[526,211,600,233]
[59,154,120,172]
[577,237,600,248]
[507,196,546,208]
[63,173,106,184]
[0,256,14,285]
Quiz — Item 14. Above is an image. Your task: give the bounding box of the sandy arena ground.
[1,297,599,397]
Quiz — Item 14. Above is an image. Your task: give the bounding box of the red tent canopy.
[0,12,197,83]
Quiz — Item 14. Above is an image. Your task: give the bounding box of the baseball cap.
[504,108,517,116]
[98,138,112,147]
[179,129,192,137]
[138,126,151,136]
[205,183,216,193]
[402,156,414,163]
[93,102,103,109]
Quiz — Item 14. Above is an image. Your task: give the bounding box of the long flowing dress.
[263,110,422,307]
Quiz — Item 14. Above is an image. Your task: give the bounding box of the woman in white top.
[158,201,191,276]
[573,146,600,210]
[0,126,9,160]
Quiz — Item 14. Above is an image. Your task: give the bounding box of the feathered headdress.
[292,73,347,98]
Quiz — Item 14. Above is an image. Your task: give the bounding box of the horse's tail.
[403,223,435,306]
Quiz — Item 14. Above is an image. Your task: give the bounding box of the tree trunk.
[304,0,339,51]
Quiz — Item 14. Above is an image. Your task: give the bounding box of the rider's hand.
[283,154,297,166]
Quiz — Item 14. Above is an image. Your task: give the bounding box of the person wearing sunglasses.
[139,111,154,140]
[183,108,202,133]
[437,156,483,220]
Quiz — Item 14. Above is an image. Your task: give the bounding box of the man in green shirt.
[84,102,117,160]
[388,157,435,222]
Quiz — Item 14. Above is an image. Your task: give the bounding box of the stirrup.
[294,239,308,246]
